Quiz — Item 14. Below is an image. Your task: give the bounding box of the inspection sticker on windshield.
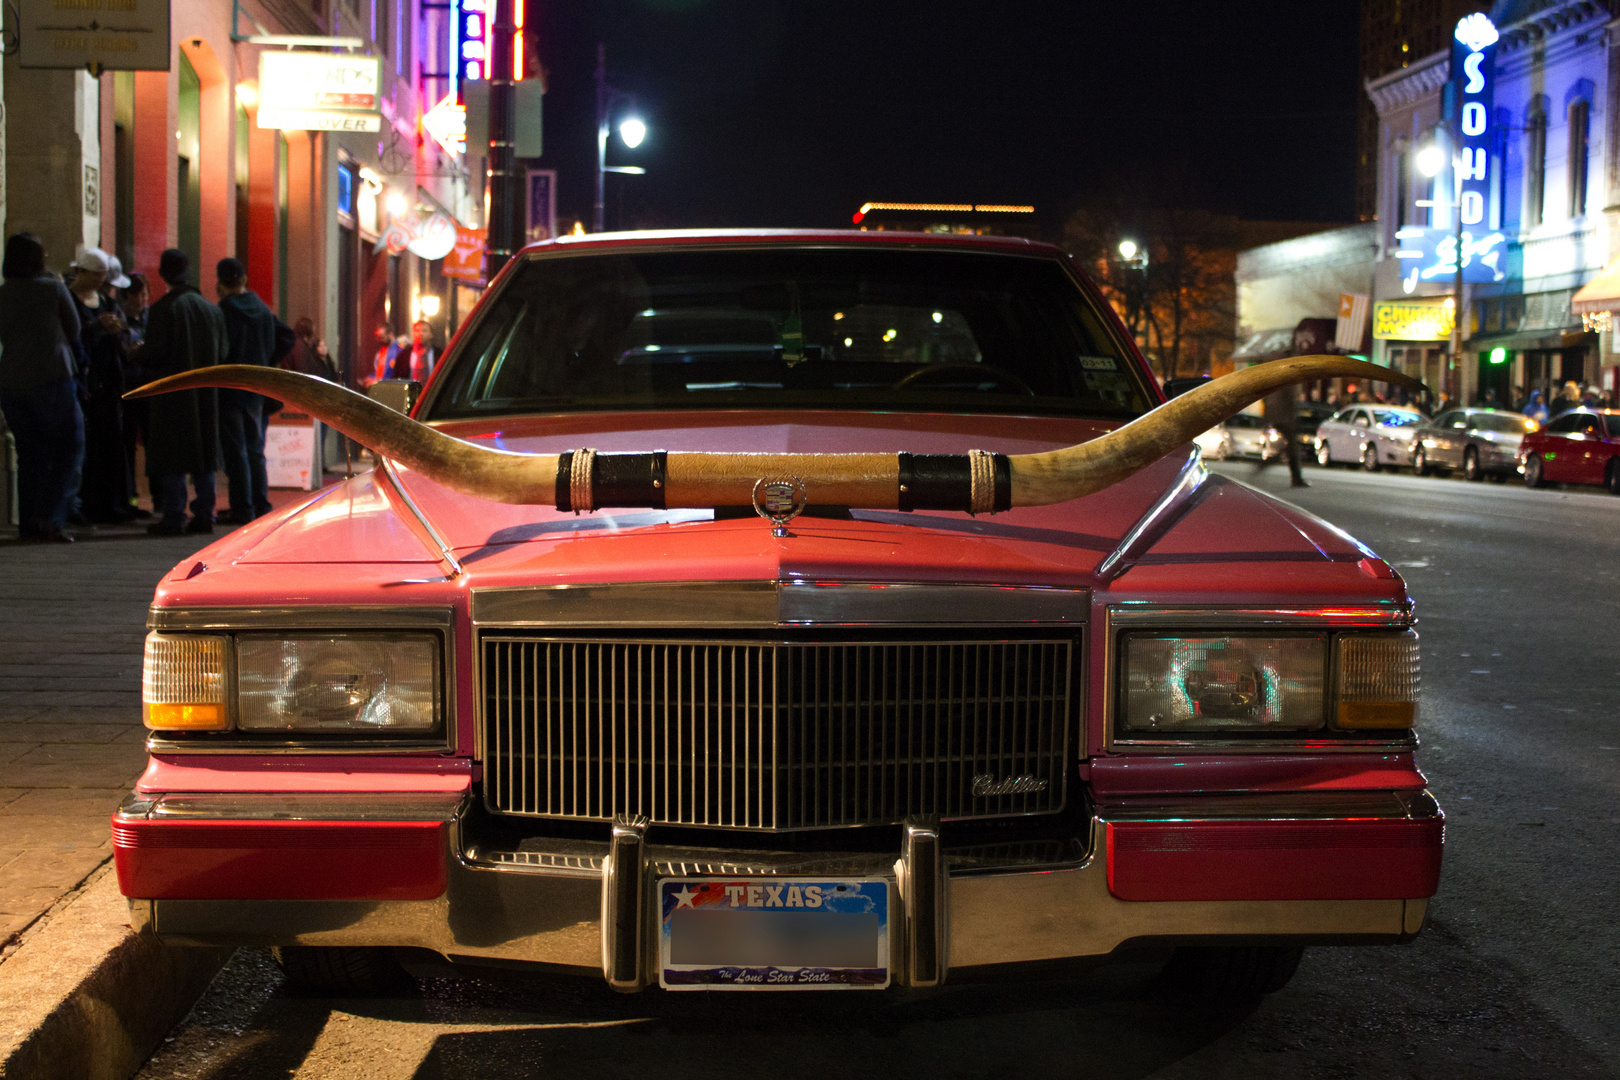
[658,878,889,989]
[1077,355,1119,370]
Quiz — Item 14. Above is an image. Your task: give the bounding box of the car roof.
[516,228,1063,260]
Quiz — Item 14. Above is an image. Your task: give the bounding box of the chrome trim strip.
[1095,448,1206,583]
[471,581,1090,628]
[376,457,463,578]
[1101,604,1419,754]
[116,791,467,823]
[142,606,460,756]
[1096,789,1441,822]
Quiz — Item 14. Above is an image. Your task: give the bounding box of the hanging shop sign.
[257,53,382,132]
[1373,300,1456,342]
[18,0,170,70]
[1396,14,1505,294]
[376,209,458,260]
[423,93,466,157]
[445,227,487,284]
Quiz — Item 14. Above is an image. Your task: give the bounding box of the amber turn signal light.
[1336,701,1417,729]
[143,702,229,730]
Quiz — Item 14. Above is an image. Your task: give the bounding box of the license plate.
[657,878,889,990]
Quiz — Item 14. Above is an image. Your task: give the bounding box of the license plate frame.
[657,877,890,990]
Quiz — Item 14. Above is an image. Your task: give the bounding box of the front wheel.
[1162,945,1304,1002]
[1524,454,1547,488]
[1412,444,1429,476]
[1360,443,1379,472]
[1607,459,1620,495]
[1463,447,1483,482]
[1316,440,1332,467]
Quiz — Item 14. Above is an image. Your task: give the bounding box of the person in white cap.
[68,247,135,522]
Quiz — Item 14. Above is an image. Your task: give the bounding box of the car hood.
[159,411,1401,606]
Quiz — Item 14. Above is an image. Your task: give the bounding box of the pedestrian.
[117,272,151,518]
[280,317,336,380]
[135,248,227,536]
[1258,381,1308,488]
[214,257,278,524]
[1523,388,1548,424]
[68,248,135,523]
[0,233,84,542]
[391,320,437,382]
[1551,381,1581,416]
[366,324,397,386]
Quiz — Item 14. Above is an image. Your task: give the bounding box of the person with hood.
[214,258,278,524]
[136,249,227,536]
[0,233,83,542]
[1523,389,1549,424]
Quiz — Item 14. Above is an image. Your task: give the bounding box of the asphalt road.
[133,462,1620,1080]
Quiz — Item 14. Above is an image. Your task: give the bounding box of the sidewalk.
[0,472,349,951]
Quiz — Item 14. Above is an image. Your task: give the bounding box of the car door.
[1429,411,1462,466]
[1573,414,1607,483]
[1319,409,1352,461]
[1536,413,1583,481]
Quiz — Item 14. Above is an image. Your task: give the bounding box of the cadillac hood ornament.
[752,476,808,537]
[127,355,1422,514]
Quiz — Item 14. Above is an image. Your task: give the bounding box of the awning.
[1572,258,1620,314]
[1231,328,1296,362]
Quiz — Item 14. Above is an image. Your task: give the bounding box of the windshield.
[426,247,1153,420]
[1374,410,1423,427]
[1477,413,1536,435]
[1226,413,1267,429]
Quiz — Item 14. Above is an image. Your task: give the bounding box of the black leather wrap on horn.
[896,452,1012,512]
[555,451,668,513]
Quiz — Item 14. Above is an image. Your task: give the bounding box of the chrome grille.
[481,637,1073,829]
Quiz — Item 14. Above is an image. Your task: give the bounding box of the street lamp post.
[1114,238,1150,365]
[484,0,520,277]
[594,45,648,233]
[1417,124,1464,404]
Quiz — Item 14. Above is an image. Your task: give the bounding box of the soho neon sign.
[1453,12,1498,228]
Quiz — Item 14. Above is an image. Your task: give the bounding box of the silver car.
[1314,404,1425,471]
[1195,413,1282,461]
[1411,408,1536,481]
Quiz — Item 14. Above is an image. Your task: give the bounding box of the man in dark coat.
[214,257,278,523]
[137,249,228,535]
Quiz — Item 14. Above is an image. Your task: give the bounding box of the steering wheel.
[892,363,1035,396]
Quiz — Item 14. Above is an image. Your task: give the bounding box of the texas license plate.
[657,878,890,990]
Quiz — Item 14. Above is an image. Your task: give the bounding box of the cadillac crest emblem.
[752,476,808,537]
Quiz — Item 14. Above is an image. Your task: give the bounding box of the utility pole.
[594,43,607,233]
[485,0,520,278]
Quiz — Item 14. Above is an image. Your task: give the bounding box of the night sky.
[526,0,1362,237]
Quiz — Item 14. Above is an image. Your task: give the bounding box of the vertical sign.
[1451,14,1498,237]
[526,169,556,243]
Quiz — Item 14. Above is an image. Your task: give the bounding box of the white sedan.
[1314,404,1426,471]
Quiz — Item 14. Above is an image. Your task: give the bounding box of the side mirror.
[367,379,421,415]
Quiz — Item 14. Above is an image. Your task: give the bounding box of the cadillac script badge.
[752,476,808,537]
[972,774,1049,797]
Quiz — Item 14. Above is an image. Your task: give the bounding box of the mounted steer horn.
[127,356,1423,513]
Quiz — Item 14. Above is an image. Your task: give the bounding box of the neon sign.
[455,0,520,84]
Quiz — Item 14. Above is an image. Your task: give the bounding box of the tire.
[1607,460,1620,495]
[1463,447,1483,482]
[1524,453,1547,489]
[273,946,412,996]
[1360,443,1379,472]
[1162,945,1304,1002]
[1412,444,1429,476]
[1315,440,1332,467]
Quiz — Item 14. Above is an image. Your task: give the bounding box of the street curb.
[0,866,228,1080]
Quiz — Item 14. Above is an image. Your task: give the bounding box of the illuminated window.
[1568,99,1590,218]
[1526,103,1547,228]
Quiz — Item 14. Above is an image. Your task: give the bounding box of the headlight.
[236,634,439,732]
[142,633,229,730]
[1123,634,1326,732]
[1120,629,1419,736]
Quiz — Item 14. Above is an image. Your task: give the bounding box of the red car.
[1519,408,1620,492]
[116,231,1438,1001]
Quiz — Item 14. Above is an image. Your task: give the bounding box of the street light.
[1415,143,1446,179]
[1416,122,1464,402]
[595,44,649,232]
[1118,239,1138,261]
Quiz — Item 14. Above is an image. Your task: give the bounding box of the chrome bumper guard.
[125,791,1433,988]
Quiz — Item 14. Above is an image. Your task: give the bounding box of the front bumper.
[115,789,1441,988]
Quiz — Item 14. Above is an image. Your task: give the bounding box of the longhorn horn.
[128,355,1422,512]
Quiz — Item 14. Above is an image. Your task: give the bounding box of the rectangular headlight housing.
[235,633,440,733]
[1335,630,1420,729]
[142,633,230,730]
[1122,634,1327,733]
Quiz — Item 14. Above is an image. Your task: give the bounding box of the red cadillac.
[116,231,1438,999]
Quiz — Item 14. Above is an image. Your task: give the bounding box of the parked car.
[1296,401,1337,455]
[1411,408,1536,481]
[1222,412,1283,459]
[1519,408,1620,492]
[117,231,1438,1003]
[1314,404,1425,470]
[1193,422,1233,460]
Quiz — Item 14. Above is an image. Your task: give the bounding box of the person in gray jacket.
[0,233,84,542]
